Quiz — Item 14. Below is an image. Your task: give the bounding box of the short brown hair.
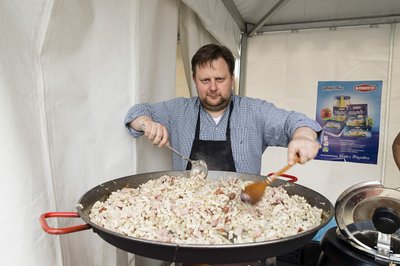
[191,44,235,76]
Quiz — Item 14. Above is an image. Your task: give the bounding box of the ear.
[192,73,196,82]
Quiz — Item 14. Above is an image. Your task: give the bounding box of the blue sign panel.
[315,81,382,164]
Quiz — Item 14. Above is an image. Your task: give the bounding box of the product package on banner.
[315,80,382,164]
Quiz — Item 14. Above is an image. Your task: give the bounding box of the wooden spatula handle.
[265,158,299,185]
[275,163,294,177]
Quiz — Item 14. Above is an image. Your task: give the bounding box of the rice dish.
[89,175,322,244]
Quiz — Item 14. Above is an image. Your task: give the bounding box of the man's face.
[193,57,234,115]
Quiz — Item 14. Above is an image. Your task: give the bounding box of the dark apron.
[186,101,236,172]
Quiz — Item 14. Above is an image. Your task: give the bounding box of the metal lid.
[335,181,400,263]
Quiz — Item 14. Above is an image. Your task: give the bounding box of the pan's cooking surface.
[76,170,334,264]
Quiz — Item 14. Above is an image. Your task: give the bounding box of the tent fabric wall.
[245,24,400,203]
[0,0,178,265]
[178,3,218,96]
[132,0,178,175]
[182,0,241,58]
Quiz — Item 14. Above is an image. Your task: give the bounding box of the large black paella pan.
[40,170,334,264]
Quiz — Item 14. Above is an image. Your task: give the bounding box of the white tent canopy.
[228,0,400,33]
[1,0,399,265]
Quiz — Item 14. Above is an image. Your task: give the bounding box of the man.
[125,44,321,173]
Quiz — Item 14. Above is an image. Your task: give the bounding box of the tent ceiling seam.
[248,0,290,37]
[221,0,245,31]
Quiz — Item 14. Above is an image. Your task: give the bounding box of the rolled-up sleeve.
[124,103,153,138]
[124,98,191,138]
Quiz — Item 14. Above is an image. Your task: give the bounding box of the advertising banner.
[315,80,382,164]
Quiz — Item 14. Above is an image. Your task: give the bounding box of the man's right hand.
[130,116,169,147]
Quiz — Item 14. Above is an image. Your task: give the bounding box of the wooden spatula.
[240,160,298,205]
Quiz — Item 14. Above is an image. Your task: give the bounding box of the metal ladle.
[166,145,208,179]
[141,124,208,178]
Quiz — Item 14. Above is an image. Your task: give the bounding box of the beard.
[200,93,231,113]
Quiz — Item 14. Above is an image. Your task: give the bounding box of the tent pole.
[381,23,396,186]
[238,32,248,96]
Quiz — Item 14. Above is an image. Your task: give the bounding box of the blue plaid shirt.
[125,95,321,175]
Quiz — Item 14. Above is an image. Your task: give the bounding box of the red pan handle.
[40,212,91,234]
[267,173,298,183]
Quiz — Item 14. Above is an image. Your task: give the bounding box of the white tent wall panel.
[178,0,241,96]
[133,0,178,175]
[176,42,191,97]
[1,1,66,265]
[178,3,218,97]
[40,1,137,265]
[182,0,241,58]
[0,0,178,265]
[245,24,399,203]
